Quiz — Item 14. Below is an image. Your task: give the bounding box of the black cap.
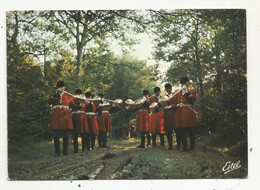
[143,90,150,96]
[180,77,189,84]
[154,87,160,93]
[165,83,172,89]
[56,81,65,88]
[85,91,92,98]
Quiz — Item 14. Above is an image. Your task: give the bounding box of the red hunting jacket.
[85,102,99,135]
[147,96,166,134]
[133,97,150,133]
[97,106,112,133]
[172,90,197,129]
[48,91,76,130]
[71,99,89,133]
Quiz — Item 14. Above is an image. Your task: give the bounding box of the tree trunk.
[214,32,222,94]
[75,14,87,86]
[75,19,84,86]
[11,12,20,107]
[193,21,207,133]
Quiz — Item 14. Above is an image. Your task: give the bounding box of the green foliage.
[104,54,158,100]
[150,9,247,142]
[7,10,247,147]
[7,49,50,143]
[7,10,159,144]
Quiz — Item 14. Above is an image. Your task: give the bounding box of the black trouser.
[86,133,96,150]
[152,133,165,146]
[139,132,145,147]
[175,128,186,150]
[166,131,173,149]
[146,132,151,146]
[86,133,90,150]
[53,130,69,155]
[91,135,96,150]
[175,127,196,151]
[98,131,107,148]
[73,132,87,152]
[139,132,151,147]
[73,132,79,153]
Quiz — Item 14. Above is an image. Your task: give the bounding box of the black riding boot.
[54,137,60,157]
[137,132,145,148]
[167,132,173,150]
[175,129,181,150]
[103,133,110,148]
[146,132,151,147]
[82,133,86,151]
[98,134,102,147]
[160,134,165,147]
[73,133,78,153]
[91,135,96,150]
[63,135,69,155]
[86,133,90,151]
[152,134,157,147]
[182,132,187,151]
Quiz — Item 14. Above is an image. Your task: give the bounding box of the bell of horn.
[149,102,158,113]
[158,96,170,107]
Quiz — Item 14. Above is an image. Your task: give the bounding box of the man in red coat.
[172,77,197,151]
[132,90,151,148]
[97,93,112,148]
[148,87,166,147]
[48,81,76,156]
[71,89,89,153]
[163,83,175,150]
[85,92,99,150]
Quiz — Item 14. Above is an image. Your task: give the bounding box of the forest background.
[7,9,247,150]
[2,0,260,188]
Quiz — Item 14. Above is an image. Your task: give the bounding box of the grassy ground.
[8,134,247,180]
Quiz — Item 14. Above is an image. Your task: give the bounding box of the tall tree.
[150,9,247,138]
[7,11,50,143]
[43,10,145,84]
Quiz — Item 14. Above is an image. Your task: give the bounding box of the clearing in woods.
[8,135,247,180]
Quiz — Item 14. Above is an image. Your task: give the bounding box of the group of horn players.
[48,77,197,156]
[125,77,198,151]
[48,80,123,157]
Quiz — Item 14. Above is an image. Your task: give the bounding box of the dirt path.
[8,137,248,180]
